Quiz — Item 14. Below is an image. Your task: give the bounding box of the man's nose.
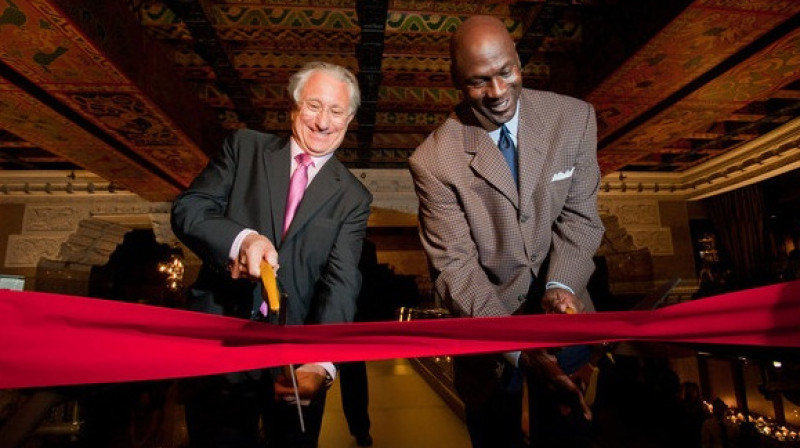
[315,108,332,129]
[487,77,507,98]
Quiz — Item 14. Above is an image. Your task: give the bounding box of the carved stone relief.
[5,234,71,267]
[22,205,91,233]
[57,219,130,265]
[597,214,638,256]
[628,228,675,255]
[91,201,171,216]
[150,212,178,246]
[627,228,674,256]
[598,198,674,256]
[598,198,661,227]
[353,169,419,215]
[5,199,148,268]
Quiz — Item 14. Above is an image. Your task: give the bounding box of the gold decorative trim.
[599,116,800,200]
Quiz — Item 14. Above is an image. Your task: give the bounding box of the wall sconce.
[158,252,185,292]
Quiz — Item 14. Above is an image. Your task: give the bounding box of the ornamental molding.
[0,171,126,200]
[599,116,800,201]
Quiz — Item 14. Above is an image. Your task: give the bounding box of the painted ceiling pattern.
[0,0,799,201]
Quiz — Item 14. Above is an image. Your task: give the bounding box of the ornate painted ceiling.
[1,0,800,201]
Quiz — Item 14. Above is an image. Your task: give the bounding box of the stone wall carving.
[597,214,638,256]
[3,198,164,268]
[5,234,70,267]
[90,201,171,216]
[22,205,91,232]
[352,169,419,215]
[58,219,130,265]
[627,228,674,256]
[598,198,661,227]
[150,212,177,246]
[598,198,673,255]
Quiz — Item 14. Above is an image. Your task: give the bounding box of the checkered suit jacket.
[409,89,605,318]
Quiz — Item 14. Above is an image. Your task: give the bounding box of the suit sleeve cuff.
[229,229,258,261]
[546,281,575,295]
[504,351,521,368]
[296,362,336,382]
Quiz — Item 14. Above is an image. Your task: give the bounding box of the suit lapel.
[461,112,519,207]
[517,91,548,213]
[264,141,292,243]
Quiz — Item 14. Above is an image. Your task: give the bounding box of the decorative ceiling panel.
[0,82,179,198]
[0,0,225,200]
[588,1,800,141]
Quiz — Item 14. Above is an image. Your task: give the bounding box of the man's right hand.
[230,233,279,280]
[519,349,592,421]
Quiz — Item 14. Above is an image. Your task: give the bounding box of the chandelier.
[158,252,185,292]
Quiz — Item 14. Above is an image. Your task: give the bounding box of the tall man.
[171,61,372,448]
[409,16,605,448]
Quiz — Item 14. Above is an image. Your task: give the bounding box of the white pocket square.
[551,167,575,181]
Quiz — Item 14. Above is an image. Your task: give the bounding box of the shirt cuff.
[229,229,258,261]
[504,351,521,368]
[546,281,575,295]
[296,362,336,382]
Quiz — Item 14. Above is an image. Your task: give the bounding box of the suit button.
[518,295,525,302]
[531,255,537,262]
[520,214,529,223]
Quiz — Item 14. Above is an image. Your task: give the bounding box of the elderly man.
[409,15,605,448]
[172,61,372,448]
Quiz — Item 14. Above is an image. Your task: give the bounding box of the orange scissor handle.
[260,261,281,314]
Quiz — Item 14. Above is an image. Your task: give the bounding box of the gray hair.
[287,61,361,115]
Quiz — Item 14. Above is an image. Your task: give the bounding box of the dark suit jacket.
[172,129,372,325]
[409,89,605,318]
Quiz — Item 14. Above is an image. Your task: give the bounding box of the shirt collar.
[487,101,520,146]
[289,138,334,169]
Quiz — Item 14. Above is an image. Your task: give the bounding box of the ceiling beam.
[355,0,388,167]
[514,0,572,69]
[163,0,264,131]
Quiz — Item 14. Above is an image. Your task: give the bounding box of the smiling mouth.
[487,99,510,114]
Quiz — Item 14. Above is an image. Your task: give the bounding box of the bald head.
[450,16,518,83]
[449,15,523,127]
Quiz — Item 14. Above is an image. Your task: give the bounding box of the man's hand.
[230,233,279,280]
[542,287,584,314]
[569,362,597,395]
[274,366,328,401]
[519,349,592,421]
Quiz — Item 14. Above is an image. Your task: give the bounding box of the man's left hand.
[274,366,328,400]
[542,287,584,314]
[519,349,592,421]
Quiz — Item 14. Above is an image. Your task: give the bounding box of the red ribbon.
[2,281,800,389]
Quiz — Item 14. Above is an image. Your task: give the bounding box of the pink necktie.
[283,152,314,237]
[261,153,314,317]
